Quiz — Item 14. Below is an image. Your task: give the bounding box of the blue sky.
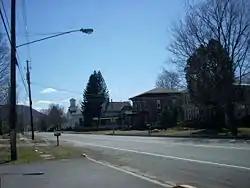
[3,0,186,111]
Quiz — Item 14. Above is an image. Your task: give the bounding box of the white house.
[66,98,83,128]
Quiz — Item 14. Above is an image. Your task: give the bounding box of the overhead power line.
[0,0,10,31]
[21,0,32,62]
[0,6,10,41]
[0,6,29,95]
[16,55,29,94]
[31,82,82,94]
[31,82,108,97]
[0,31,66,37]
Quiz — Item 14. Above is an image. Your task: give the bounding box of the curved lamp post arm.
[16,28,93,48]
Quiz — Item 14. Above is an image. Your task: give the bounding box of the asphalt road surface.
[37,132,250,188]
[0,159,166,188]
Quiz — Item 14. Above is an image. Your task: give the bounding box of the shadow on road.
[0,160,11,165]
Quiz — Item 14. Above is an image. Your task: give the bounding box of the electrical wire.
[0,0,10,31]
[0,5,29,95]
[0,31,66,37]
[21,0,32,62]
[31,81,107,97]
[31,82,82,94]
[0,6,10,42]
[16,55,29,94]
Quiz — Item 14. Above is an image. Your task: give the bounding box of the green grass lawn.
[0,146,42,164]
[238,127,250,135]
[38,145,83,160]
[0,144,83,165]
[89,130,122,135]
[0,139,9,145]
[88,128,198,136]
[160,129,199,136]
[81,126,250,137]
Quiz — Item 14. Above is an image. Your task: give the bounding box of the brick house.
[129,88,198,128]
[128,83,250,129]
[233,83,250,118]
[94,101,132,128]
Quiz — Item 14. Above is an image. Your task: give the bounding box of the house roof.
[129,88,185,100]
[104,101,131,112]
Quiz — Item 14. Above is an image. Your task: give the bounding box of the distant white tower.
[69,98,77,113]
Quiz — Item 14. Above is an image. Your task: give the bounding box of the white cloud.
[34,107,42,112]
[36,100,54,104]
[17,100,29,105]
[40,88,57,94]
[18,101,25,105]
[60,98,70,103]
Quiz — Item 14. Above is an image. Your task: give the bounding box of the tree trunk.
[225,103,237,137]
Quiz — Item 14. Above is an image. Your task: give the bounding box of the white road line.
[69,140,250,171]
[72,134,250,150]
[171,143,250,150]
[85,155,173,188]
[39,133,250,150]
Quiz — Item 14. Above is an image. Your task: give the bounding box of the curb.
[81,153,197,188]
[66,131,250,140]
[104,133,250,140]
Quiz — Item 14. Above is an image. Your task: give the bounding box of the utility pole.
[9,0,17,160]
[26,60,34,140]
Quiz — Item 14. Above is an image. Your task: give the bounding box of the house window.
[195,107,199,117]
[186,94,191,104]
[138,102,141,111]
[144,101,148,110]
[79,118,83,125]
[157,113,161,122]
[134,102,138,110]
[188,109,191,120]
[140,101,144,110]
[156,100,161,109]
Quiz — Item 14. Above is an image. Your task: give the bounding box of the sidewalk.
[0,159,170,188]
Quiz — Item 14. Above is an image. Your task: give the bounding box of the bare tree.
[240,72,250,84]
[0,29,10,134]
[47,104,65,131]
[169,0,250,81]
[0,32,10,105]
[155,69,183,90]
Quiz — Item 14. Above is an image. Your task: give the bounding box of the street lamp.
[80,28,94,34]
[13,27,93,142]
[16,28,93,48]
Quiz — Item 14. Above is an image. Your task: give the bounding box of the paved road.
[38,132,250,188]
[0,159,166,188]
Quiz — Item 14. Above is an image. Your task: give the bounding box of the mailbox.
[54,132,61,137]
[54,132,61,146]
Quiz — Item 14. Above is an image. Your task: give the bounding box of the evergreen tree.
[185,39,234,131]
[160,105,178,129]
[185,39,234,107]
[82,71,109,127]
